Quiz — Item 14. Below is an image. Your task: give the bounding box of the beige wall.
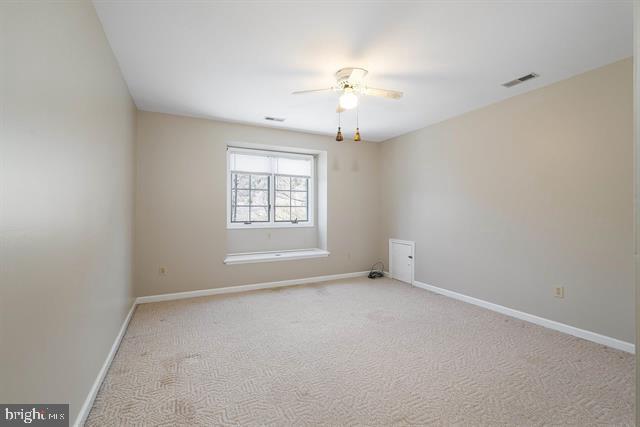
[380,58,634,343]
[135,111,380,297]
[0,0,136,423]
[227,226,318,254]
[634,1,639,420]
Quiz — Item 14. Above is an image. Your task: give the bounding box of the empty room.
[2,0,639,425]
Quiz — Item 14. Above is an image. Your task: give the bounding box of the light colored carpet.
[87,277,634,426]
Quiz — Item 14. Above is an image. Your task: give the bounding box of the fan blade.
[364,87,403,99]
[291,87,335,95]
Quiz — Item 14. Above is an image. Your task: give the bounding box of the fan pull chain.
[354,107,361,142]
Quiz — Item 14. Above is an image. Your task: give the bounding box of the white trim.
[227,141,324,157]
[412,280,635,354]
[228,146,316,161]
[136,271,369,304]
[74,302,136,427]
[388,239,415,285]
[227,222,315,230]
[388,239,414,246]
[224,248,330,265]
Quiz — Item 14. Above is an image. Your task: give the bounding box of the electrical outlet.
[159,266,167,276]
[554,286,564,298]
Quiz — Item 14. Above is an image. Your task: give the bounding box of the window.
[230,173,270,223]
[275,176,308,223]
[227,147,314,228]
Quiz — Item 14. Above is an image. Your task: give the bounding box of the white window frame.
[226,146,315,229]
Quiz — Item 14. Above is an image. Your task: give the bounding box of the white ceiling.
[93,1,633,142]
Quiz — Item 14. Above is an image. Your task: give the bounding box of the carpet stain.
[314,285,330,296]
[159,375,176,387]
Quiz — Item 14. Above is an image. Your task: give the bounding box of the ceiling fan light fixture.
[292,67,402,143]
[339,90,358,110]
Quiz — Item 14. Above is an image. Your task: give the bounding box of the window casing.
[227,147,314,228]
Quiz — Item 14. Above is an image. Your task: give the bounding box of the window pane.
[229,151,313,226]
[232,206,249,222]
[230,153,271,173]
[275,191,290,206]
[251,175,268,190]
[276,176,290,190]
[291,177,307,191]
[251,190,269,206]
[233,174,250,189]
[236,190,250,205]
[250,207,269,222]
[291,206,307,222]
[275,206,290,221]
[275,157,311,176]
[291,191,307,206]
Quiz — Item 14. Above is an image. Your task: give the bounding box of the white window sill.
[224,248,329,265]
[227,222,315,230]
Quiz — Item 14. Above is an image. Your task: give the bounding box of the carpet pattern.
[87,277,634,426]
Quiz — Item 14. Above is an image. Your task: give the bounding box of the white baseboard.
[74,301,137,427]
[412,280,635,354]
[135,271,369,304]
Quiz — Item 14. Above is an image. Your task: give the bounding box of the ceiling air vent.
[264,116,285,122]
[502,73,539,88]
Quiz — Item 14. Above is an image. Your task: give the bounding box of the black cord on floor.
[368,261,385,279]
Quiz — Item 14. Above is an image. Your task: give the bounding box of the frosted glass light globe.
[339,91,358,110]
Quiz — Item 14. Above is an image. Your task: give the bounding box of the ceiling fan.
[292,67,403,112]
